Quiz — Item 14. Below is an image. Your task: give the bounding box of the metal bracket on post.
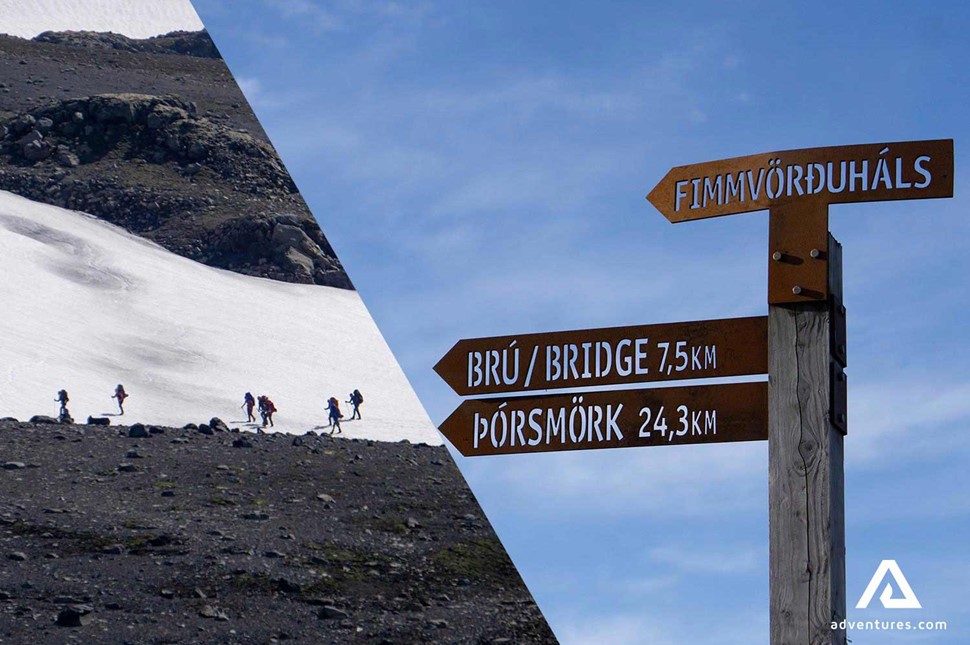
[831,294,847,368]
[831,362,848,435]
[830,266,847,434]
[768,203,829,305]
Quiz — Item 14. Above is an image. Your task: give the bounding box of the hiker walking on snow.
[55,389,71,422]
[326,396,343,434]
[242,392,256,423]
[347,389,363,420]
[258,395,276,429]
[112,384,128,415]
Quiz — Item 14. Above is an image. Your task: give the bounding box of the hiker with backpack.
[347,389,363,420]
[242,392,256,423]
[258,395,276,429]
[326,396,343,434]
[55,389,71,423]
[112,384,128,415]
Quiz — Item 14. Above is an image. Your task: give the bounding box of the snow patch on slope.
[0,190,441,444]
[0,0,203,39]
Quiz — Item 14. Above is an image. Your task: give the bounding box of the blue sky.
[191,2,970,642]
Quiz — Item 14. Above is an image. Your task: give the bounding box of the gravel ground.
[0,418,557,644]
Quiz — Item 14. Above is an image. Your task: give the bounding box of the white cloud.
[264,0,342,30]
[554,608,766,645]
[261,0,433,32]
[463,440,767,520]
[556,614,678,645]
[848,378,970,465]
[648,545,761,575]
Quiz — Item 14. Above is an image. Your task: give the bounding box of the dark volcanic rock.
[33,30,221,59]
[55,604,93,627]
[0,423,556,642]
[198,604,229,621]
[317,605,349,620]
[128,423,149,438]
[0,34,350,289]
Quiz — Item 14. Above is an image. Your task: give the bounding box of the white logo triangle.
[856,560,922,609]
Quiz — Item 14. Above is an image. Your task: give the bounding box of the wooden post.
[769,227,846,644]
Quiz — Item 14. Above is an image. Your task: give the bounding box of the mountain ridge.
[0,30,351,288]
[31,29,220,59]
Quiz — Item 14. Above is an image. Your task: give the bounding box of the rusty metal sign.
[438,382,768,457]
[434,316,767,397]
[647,139,953,222]
[647,139,953,305]
[767,202,830,303]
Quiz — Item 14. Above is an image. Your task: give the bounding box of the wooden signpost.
[435,139,953,645]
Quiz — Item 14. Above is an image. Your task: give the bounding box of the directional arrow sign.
[434,316,767,397]
[647,139,953,222]
[439,382,768,457]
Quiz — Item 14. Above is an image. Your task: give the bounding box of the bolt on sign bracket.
[768,203,829,305]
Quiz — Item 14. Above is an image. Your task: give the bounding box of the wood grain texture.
[769,231,846,644]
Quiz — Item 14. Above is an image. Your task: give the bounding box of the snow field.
[0,190,441,444]
[0,0,203,39]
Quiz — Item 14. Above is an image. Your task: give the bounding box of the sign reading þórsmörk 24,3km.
[647,139,953,221]
[438,382,767,456]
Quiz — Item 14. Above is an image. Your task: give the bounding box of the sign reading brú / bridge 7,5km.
[436,137,953,644]
[434,316,767,396]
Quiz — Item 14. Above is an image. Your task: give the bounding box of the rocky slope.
[0,418,557,644]
[32,30,221,59]
[0,32,350,288]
